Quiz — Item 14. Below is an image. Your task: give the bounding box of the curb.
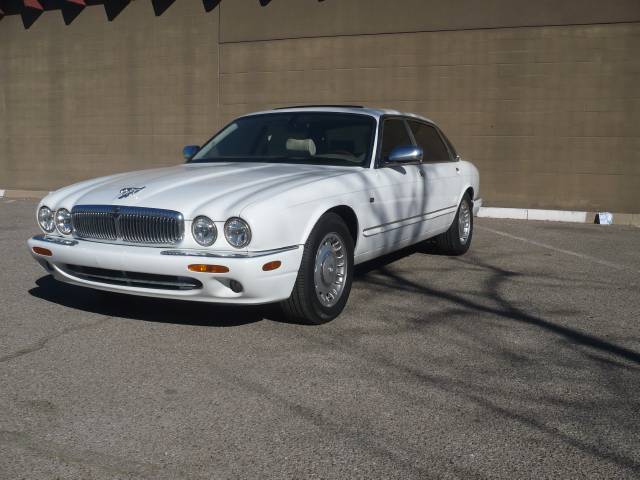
[0,189,50,199]
[478,207,640,227]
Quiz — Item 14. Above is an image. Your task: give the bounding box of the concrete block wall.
[1,0,639,212]
[218,0,640,213]
[0,0,219,190]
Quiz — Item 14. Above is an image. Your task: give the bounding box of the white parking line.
[478,225,638,273]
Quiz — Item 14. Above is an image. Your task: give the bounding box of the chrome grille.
[71,205,184,246]
[72,205,117,241]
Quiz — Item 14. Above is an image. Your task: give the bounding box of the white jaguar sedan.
[28,106,480,324]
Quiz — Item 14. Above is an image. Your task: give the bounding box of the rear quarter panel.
[458,160,480,205]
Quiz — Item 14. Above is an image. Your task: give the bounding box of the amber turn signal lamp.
[188,264,229,273]
[262,260,282,271]
[32,246,52,256]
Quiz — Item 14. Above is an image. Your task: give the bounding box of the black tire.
[280,212,354,325]
[435,194,473,255]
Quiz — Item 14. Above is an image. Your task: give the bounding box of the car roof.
[241,105,435,124]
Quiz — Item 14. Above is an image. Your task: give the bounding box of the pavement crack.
[0,317,110,363]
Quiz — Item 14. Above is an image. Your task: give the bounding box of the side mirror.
[183,145,200,161]
[387,145,423,164]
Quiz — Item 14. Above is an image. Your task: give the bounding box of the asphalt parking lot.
[1,199,639,479]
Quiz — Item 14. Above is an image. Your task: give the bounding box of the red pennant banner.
[23,0,44,10]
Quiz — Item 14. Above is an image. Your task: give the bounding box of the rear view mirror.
[387,145,423,164]
[183,145,200,161]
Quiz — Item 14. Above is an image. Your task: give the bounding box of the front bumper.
[27,235,303,305]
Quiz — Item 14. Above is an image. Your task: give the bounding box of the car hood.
[45,162,358,220]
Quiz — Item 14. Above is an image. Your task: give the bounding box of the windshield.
[190,112,376,167]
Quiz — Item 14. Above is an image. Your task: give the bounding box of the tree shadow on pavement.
[303,244,640,475]
[356,242,640,365]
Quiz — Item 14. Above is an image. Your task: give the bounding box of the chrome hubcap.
[314,233,347,308]
[458,200,471,244]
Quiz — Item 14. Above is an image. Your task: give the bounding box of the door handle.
[455,167,461,174]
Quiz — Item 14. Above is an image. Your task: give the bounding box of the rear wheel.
[435,194,473,255]
[280,213,354,325]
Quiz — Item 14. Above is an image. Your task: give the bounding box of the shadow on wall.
[1,0,207,28]
[0,0,326,29]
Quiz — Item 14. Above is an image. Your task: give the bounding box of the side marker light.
[262,261,281,271]
[188,264,229,273]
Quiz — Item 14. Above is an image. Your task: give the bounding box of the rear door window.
[439,129,458,159]
[408,121,451,163]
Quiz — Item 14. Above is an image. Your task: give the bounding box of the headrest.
[286,138,316,156]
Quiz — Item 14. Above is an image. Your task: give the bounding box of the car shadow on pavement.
[354,239,447,277]
[29,275,280,327]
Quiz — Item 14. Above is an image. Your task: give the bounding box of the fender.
[298,203,360,251]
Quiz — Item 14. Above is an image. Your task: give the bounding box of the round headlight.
[192,216,217,246]
[224,217,251,249]
[55,208,73,235]
[38,206,55,233]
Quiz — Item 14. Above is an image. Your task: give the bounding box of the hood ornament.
[117,186,146,199]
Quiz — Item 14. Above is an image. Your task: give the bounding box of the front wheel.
[280,213,354,325]
[435,194,473,255]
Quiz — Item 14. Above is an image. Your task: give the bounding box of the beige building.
[1,0,639,214]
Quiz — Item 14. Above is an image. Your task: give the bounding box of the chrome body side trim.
[362,205,457,237]
[32,234,79,246]
[31,235,300,258]
[160,245,300,259]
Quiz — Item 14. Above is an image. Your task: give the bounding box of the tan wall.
[219,23,640,212]
[1,0,640,212]
[0,1,219,191]
[220,0,640,42]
